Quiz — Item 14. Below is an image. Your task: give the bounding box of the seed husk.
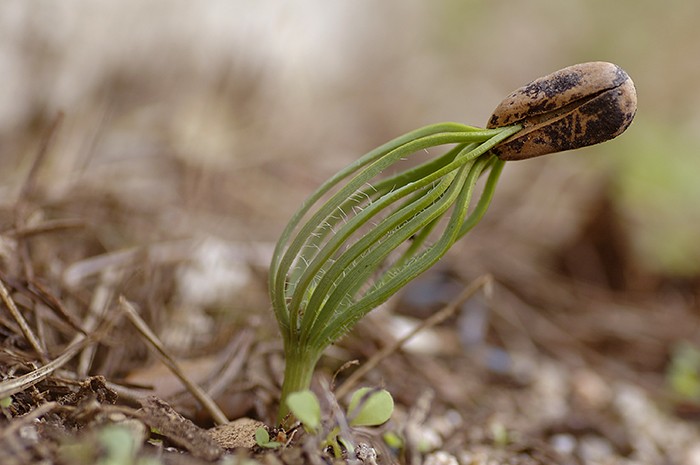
[487,62,637,160]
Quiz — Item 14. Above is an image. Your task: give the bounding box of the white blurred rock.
[423,451,458,465]
[175,236,251,307]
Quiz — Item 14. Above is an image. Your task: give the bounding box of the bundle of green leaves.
[269,61,637,424]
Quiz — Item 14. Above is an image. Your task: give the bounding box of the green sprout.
[269,62,638,423]
[254,427,283,449]
[285,388,394,458]
[346,387,394,427]
[58,424,159,465]
[269,123,517,423]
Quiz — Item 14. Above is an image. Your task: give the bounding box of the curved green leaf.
[347,388,394,427]
[286,390,321,432]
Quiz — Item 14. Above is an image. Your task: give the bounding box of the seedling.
[269,62,637,423]
[284,388,394,458]
[254,427,283,449]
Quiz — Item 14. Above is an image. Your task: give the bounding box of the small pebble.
[577,434,614,462]
[550,433,576,455]
[209,418,266,449]
[423,451,458,465]
[355,442,378,465]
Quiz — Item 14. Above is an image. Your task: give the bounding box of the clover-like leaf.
[347,388,394,427]
[286,390,321,432]
[255,427,282,449]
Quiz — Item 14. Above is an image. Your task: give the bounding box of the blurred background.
[2,0,700,283]
[3,1,700,460]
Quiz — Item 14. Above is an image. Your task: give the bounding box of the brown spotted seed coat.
[487,62,637,160]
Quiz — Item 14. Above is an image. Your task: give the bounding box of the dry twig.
[0,275,47,361]
[118,296,229,425]
[335,274,493,399]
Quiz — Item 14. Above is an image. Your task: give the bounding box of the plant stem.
[277,345,321,425]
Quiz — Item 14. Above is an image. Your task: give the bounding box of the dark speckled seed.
[487,62,637,160]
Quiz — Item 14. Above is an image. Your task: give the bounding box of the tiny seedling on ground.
[254,427,283,449]
[282,387,393,458]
